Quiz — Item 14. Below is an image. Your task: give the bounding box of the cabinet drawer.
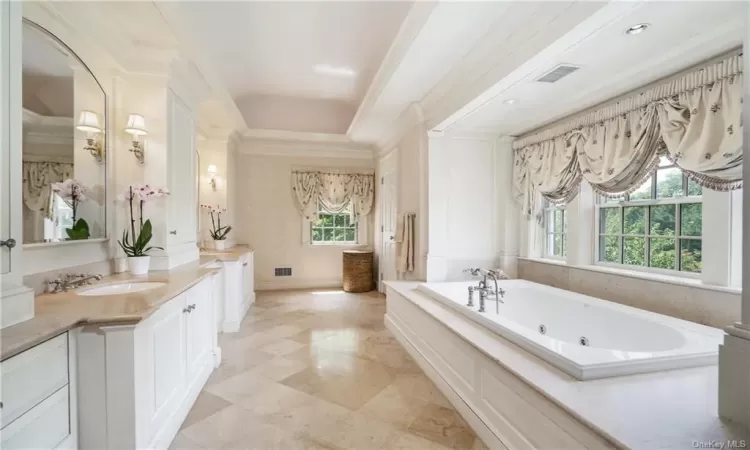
[1,333,68,427]
[0,386,70,450]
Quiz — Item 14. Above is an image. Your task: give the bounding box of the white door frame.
[379,148,399,293]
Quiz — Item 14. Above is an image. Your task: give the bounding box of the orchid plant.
[118,184,170,257]
[201,204,231,240]
[51,178,89,240]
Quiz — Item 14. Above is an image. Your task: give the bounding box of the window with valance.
[512,52,743,217]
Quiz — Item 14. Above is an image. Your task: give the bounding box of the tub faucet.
[464,268,505,307]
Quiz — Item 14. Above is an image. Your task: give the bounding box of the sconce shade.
[207,164,218,175]
[76,110,102,133]
[124,114,148,136]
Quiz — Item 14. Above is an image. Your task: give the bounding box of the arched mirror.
[21,19,106,244]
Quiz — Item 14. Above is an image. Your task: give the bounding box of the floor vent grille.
[274,267,292,277]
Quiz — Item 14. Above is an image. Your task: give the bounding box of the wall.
[427,135,498,280]
[234,148,375,290]
[518,259,741,328]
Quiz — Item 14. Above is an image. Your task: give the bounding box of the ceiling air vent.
[535,64,580,83]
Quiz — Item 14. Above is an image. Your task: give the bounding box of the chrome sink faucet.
[47,273,103,293]
[464,268,506,313]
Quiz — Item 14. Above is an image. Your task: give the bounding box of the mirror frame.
[21,18,109,245]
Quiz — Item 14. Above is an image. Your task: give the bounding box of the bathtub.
[416,280,723,380]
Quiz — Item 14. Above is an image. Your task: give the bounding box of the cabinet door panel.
[142,294,186,441]
[185,280,213,383]
[166,89,196,246]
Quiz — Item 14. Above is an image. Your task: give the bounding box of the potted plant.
[118,184,169,275]
[52,179,89,240]
[202,204,231,251]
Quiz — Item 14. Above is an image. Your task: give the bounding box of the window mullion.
[675,203,681,271]
[645,205,650,267]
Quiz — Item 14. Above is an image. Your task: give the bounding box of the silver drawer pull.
[242,262,248,266]
[182,307,190,313]
[169,230,177,235]
[0,238,16,249]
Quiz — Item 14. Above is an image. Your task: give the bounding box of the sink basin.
[77,282,166,296]
[204,262,223,269]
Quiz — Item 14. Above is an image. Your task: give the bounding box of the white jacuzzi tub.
[416,280,723,380]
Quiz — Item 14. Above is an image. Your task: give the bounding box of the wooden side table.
[342,250,374,293]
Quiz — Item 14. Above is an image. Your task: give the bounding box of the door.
[185,280,213,384]
[166,89,196,246]
[379,149,399,292]
[0,1,20,276]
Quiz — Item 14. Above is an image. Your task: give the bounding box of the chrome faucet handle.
[478,289,487,313]
[467,286,475,307]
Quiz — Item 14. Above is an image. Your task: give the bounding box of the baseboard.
[151,356,214,450]
[222,319,240,333]
[385,314,506,450]
[256,279,341,291]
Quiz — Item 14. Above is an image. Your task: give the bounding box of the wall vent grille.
[535,64,580,83]
[274,267,292,277]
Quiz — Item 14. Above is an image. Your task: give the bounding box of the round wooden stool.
[342,250,374,293]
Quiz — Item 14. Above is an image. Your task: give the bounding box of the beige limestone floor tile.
[310,410,401,450]
[181,289,482,450]
[389,430,453,450]
[181,404,262,449]
[358,384,430,430]
[471,438,490,450]
[408,403,478,450]
[243,356,309,382]
[169,433,206,450]
[257,338,305,356]
[180,391,232,430]
[392,373,454,408]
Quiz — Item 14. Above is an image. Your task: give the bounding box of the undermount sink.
[204,262,223,269]
[77,282,166,296]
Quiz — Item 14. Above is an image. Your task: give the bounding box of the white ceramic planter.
[127,256,151,275]
[213,240,227,251]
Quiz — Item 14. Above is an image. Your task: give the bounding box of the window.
[544,200,566,259]
[596,156,702,273]
[311,201,358,244]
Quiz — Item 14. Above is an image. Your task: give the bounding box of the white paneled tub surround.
[417,280,722,380]
[384,282,747,450]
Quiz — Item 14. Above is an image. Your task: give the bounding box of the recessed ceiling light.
[503,99,517,105]
[625,23,649,35]
[313,64,356,77]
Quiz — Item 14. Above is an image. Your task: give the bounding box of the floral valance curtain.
[513,52,743,215]
[22,160,74,219]
[291,168,375,222]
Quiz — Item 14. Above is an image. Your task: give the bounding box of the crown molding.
[240,129,375,160]
[24,130,74,146]
[427,129,502,141]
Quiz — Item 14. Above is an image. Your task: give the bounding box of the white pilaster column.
[494,136,519,277]
[717,3,750,430]
[566,182,594,266]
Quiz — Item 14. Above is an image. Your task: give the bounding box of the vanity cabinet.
[77,275,218,450]
[215,251,255,333]
[0,332,77,450]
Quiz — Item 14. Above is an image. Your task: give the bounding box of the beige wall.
[234,152,375,290]
[518,259,741,328]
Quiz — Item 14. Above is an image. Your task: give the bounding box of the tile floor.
[172,289,488,450]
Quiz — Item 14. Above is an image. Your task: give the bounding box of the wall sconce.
[124,114,147,165]
[76,110,103,163]
[207,164,218,191]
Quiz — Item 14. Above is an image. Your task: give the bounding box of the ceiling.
[439,1,745,137]
[174,1,412,133]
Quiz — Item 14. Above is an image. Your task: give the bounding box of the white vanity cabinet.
[0,332,78,450]
[77,275,218,450]
[216,251,255,333]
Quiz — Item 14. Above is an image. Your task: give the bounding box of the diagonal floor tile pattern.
[174,289,486,450]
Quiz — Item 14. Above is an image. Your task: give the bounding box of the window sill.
[307,242,371,250]
[518,257,741,295]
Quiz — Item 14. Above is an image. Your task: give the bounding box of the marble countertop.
[386,281,749,449]
[199,246,254,265]
[1,263,217,362]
